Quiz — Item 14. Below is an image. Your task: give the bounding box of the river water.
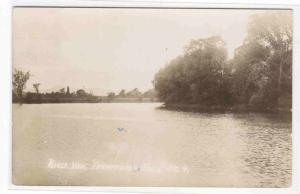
[12,103,292,187]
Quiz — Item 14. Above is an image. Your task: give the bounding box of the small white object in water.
[117,128,126,132]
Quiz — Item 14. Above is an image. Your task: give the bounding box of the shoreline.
[12,100,292,115]
[12,97,159,104]
[12,101,161,104]
[160,103,292,114]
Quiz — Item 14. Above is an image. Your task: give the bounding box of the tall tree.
[33,83,40,94]
[59,88,65,94]
[66,86,70,95]
[12,69,31,99]
[118,89,126,97]
[154,36,229,105]
[232,11,292,107]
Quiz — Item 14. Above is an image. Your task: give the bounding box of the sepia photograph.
[12,7,292,187]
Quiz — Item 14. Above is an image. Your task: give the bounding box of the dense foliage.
[154,11,292,110]
[154,36,230,105]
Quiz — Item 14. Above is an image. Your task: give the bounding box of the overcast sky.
[14,8,266,95]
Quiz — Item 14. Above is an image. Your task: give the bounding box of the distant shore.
[160,103,292,114]
[12,97,292,115]
[12,97,159,104]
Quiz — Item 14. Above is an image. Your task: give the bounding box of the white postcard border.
[1,0,299,194]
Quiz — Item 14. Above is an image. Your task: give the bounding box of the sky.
[13,8,265,95]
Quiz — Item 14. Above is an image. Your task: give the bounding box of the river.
[12,103,292,187]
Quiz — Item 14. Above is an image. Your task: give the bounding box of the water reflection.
[236,113,292,187]
[13,103,292,187]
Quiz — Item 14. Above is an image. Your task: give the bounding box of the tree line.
[12,72,98,103]
[12,69,157,103]
[107,88,157,99]
[153,11,292,111]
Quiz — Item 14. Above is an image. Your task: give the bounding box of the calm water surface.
[13,103,292,187]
